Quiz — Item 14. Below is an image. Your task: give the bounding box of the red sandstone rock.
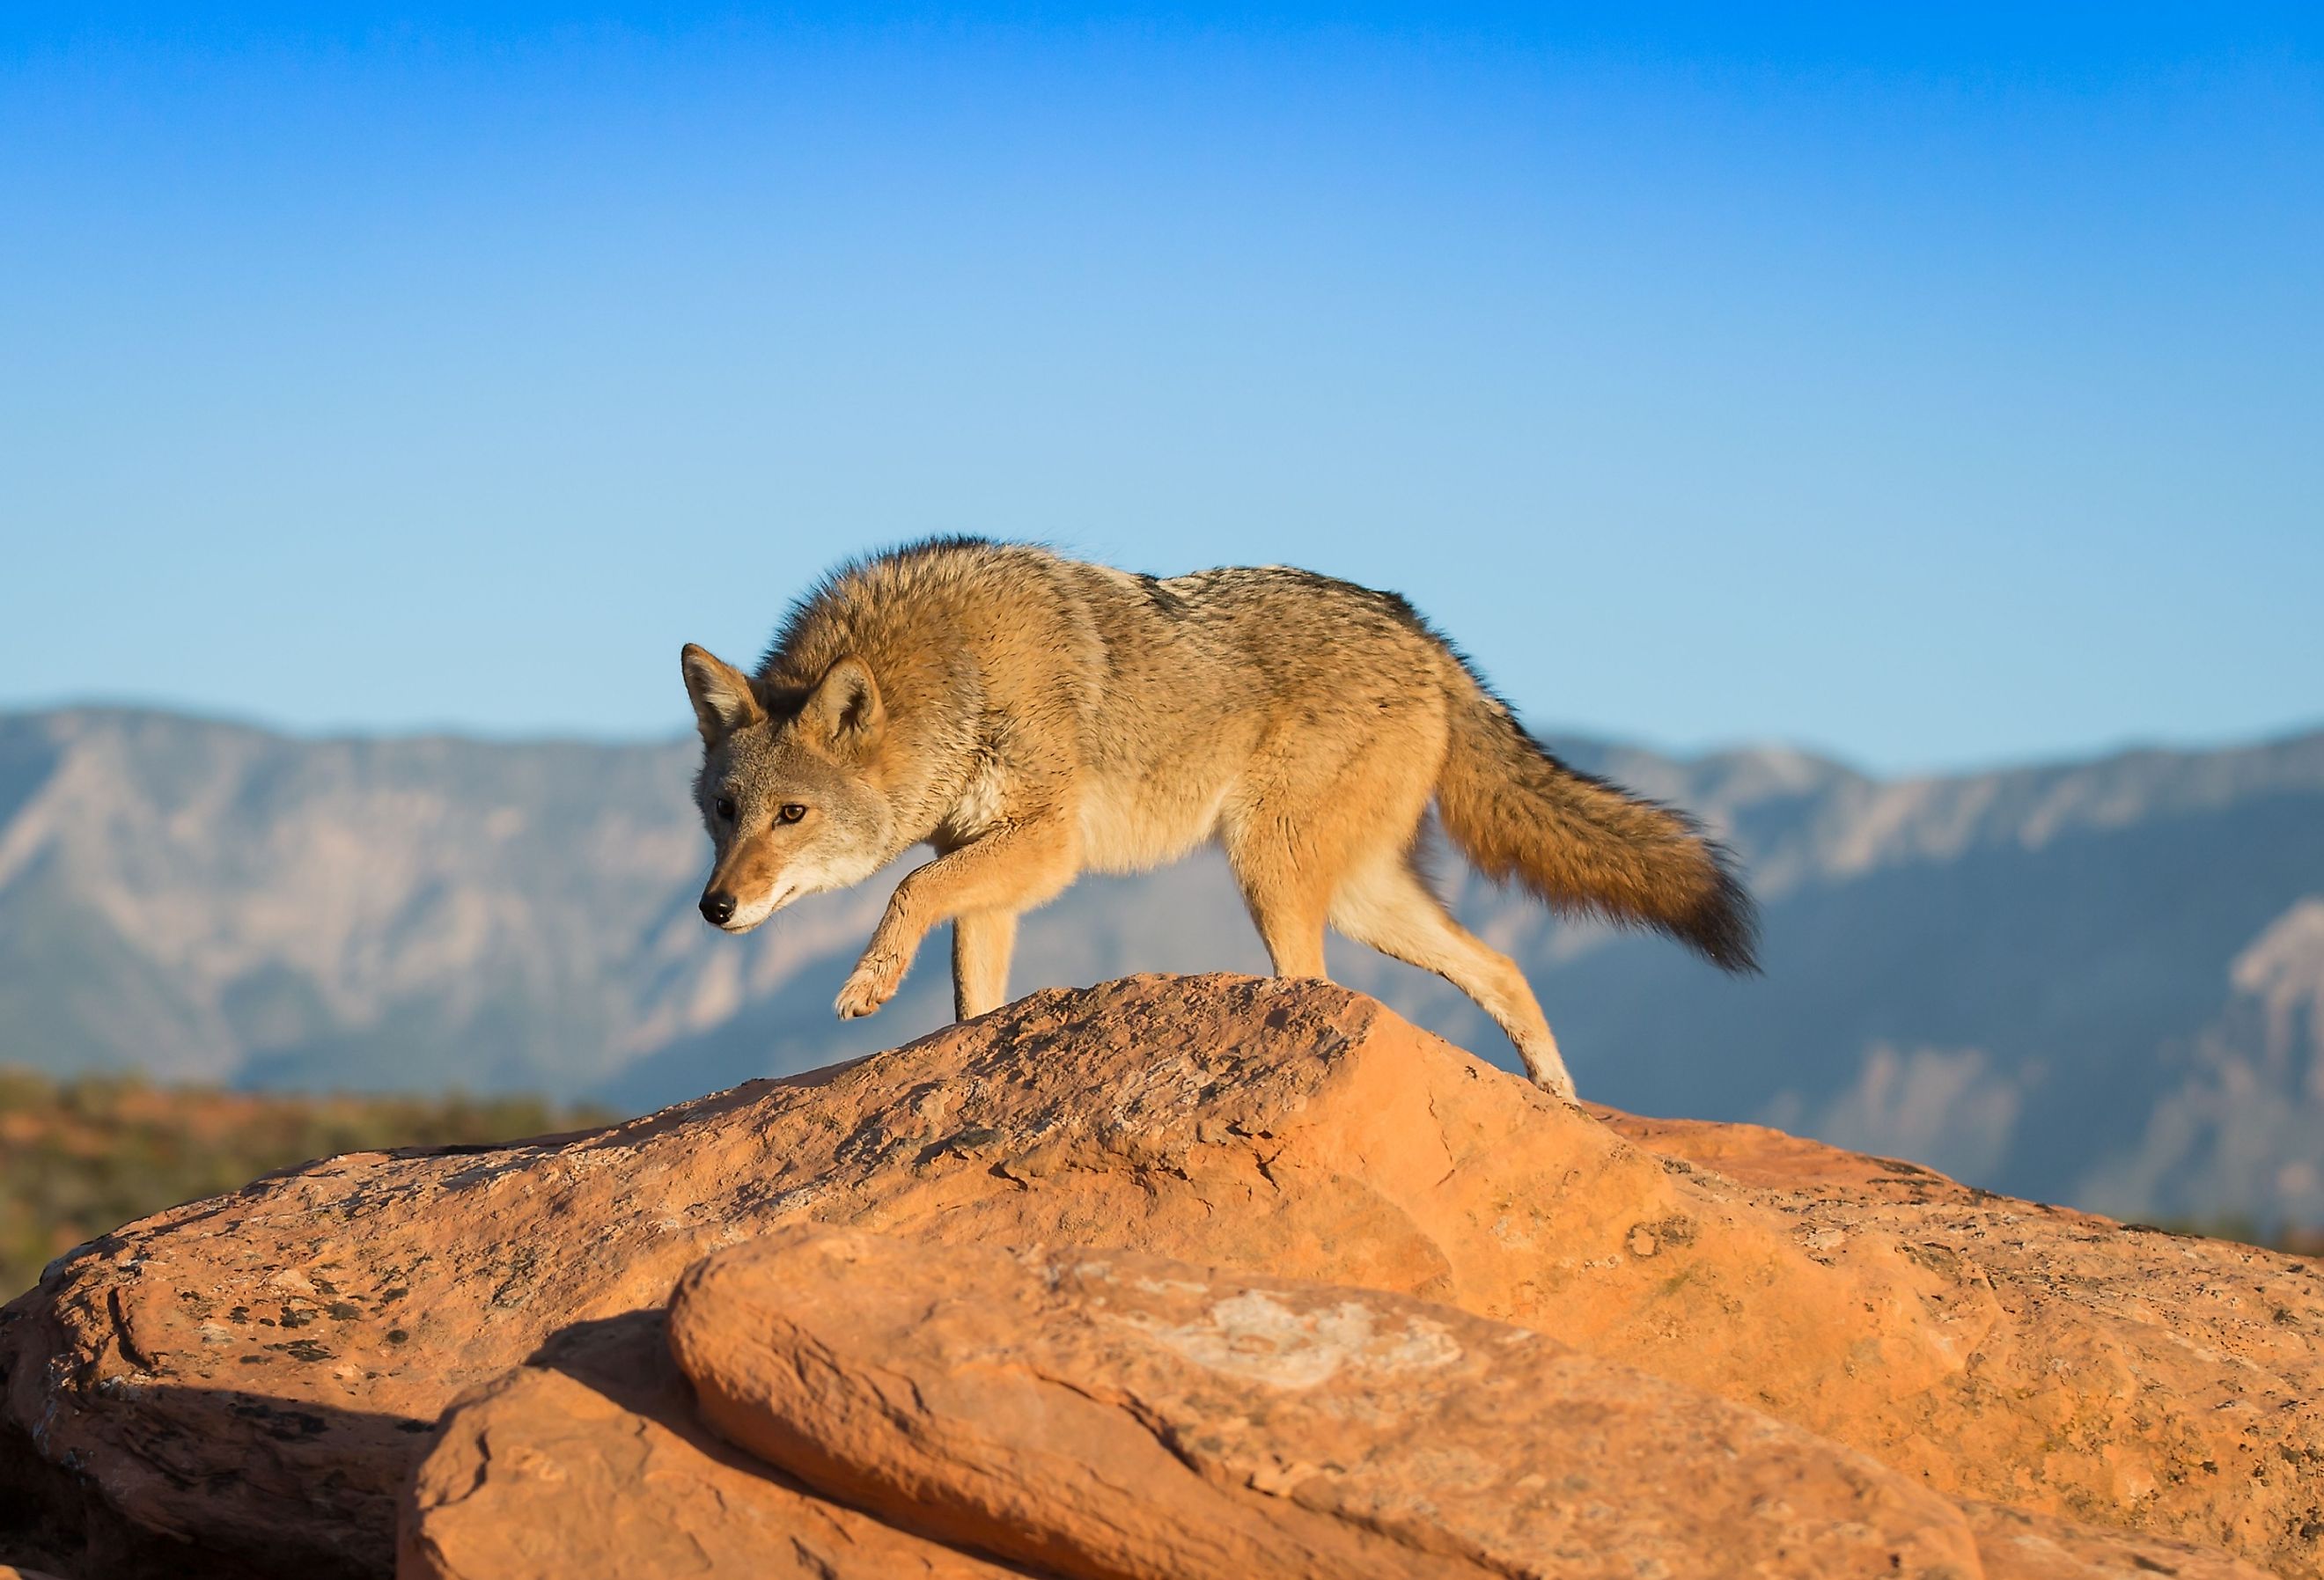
[0,975,2315,1577]
[676,1226,2271,1580]
[1960,1503,2270,1580]
[1594,1106,2324,1569]
[396,1310,1028,1580]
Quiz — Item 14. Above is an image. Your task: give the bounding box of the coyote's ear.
[680,644,764,744]
[799,656,885,756]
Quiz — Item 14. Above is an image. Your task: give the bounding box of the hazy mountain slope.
[2,705,2320,1226]
[2078,898,2324,1226]
[0,709,700,1088]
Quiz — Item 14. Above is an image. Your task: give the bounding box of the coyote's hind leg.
[1331,856,1577,1099]
[1224,703,1447,987]
[1222,817,1332,980]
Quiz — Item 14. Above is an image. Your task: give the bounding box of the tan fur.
[683,539,1758,1099]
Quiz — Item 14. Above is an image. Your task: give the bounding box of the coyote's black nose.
[699,891,736,926]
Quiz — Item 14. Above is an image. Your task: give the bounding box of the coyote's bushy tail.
[1436,671,1761,973]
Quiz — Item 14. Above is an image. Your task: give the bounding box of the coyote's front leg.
[835,813,1084,1020]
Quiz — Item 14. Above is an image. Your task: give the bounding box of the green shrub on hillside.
[0,1068,614,1299]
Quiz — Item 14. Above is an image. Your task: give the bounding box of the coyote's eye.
[778,804,806,825]
[714,797,736,822]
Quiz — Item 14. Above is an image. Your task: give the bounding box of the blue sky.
[3,5,2318,773]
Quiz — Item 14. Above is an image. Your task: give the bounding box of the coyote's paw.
[1526,1065,1579,1103]
[835,950,906,1019]
[1517,1036,1578,1104]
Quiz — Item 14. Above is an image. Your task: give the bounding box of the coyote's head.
[680,644,898,933]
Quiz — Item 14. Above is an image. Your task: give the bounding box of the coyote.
[682,538,1755,1098]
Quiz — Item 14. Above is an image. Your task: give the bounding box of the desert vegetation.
[0,1066,611,1299]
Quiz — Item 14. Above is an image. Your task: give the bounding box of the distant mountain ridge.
[3,704,2320,1228]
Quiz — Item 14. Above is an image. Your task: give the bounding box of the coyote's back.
[680,538,1755,1099]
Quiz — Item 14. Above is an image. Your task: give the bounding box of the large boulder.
[663,1226,2266,1580]
[2,974,2318,1576]
[397,1310,1029,1580]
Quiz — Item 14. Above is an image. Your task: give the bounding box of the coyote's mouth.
[720,884,798,933]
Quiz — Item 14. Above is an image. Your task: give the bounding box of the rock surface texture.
[666,1227,2264,1580]
[0,974,2317,1578]
[399,1310,1029,1580]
